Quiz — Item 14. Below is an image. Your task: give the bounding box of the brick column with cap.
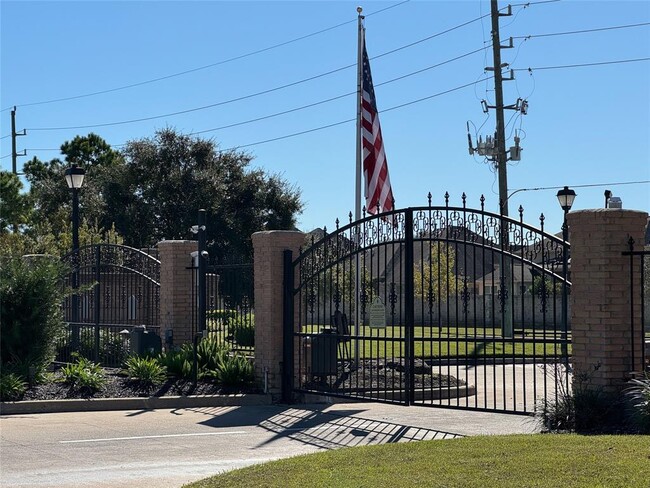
[158,240,197,347]
[252,230,305,398]
[568,209,648,392]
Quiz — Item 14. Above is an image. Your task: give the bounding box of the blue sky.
[1,0,649,235]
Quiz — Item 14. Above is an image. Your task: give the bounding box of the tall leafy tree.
[413,243,459,300]
[24,133,124,239]
[116,128,303,260]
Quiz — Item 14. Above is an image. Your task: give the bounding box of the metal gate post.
[197,209,207,335]
[94,245,101,362]
[282,250,295,403]
[404,209,415,404]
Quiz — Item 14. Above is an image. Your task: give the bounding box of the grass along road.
[183,434,650,488]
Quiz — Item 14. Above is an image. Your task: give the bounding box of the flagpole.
[355,6,363,223]
[354,6,364,369]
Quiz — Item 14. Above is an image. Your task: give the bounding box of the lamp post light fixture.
[65,164,85,253]
[65,164,85,349]
[556,186,576,364]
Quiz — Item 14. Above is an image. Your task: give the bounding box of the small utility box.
[311,330,338,377]
[130,326,162,356]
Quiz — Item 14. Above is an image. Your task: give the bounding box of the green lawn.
[183,434,649,488]
[301,324,571,359]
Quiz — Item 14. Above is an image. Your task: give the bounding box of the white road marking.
[60,431,248,444]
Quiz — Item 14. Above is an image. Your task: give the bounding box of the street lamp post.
[556,186,576,363]
[65,164,85,349]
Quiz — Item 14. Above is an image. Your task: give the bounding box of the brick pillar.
[253,230,304,399]
[568,209,648,392]
[158,240,197,347]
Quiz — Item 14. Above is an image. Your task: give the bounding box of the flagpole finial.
[357,6,363,14]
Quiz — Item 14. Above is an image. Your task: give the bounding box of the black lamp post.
[65,164,85,347]
[556,186,576,362]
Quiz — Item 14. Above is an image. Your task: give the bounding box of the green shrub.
[211,353,255,387]
[0,373,27,401]
[123,356,167,386]
[196,337,229,372]
[231,323,255,347]
[59,355,105,393]
[157,348,193,379]
[0,257,67,379]
[538,362,623,433]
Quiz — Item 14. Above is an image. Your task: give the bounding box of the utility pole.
[490,0,510,218]
[11,106,26,175]
[467,1,528,338]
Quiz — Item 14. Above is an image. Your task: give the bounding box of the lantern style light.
[556,186,576,212]
[64,164,85,190]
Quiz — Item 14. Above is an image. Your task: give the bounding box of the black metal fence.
[57,244,161,366]
[623,239,649,373]
[286,195,571,414]
[191,261,254,354]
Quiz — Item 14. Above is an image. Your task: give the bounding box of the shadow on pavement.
[185,404,462,450]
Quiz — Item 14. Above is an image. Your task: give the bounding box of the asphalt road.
[1,402,538,488]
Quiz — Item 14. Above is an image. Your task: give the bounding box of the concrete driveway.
[1,403,539,488]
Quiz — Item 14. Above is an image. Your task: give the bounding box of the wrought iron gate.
[59,244,160,366]
[285,195,571,414]
[623,238,649,373]
[192,261,255,354]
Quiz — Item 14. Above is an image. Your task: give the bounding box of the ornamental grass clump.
[59,355,105,394]
[0,373,27,401]
[123,356,167,387]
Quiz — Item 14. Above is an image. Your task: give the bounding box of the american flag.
[361,39,394,216]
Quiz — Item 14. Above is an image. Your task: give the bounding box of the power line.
[226,77,492,150]
[509,180,650,192]
[21,76,493,154]
[0,134,10,140]
[183,47,490,136]
[512,21,650,39]
[513,57,650,72]
[27,40,489,132]
[1,1,410,112]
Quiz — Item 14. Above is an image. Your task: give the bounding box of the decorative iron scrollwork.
[389,282,398,316]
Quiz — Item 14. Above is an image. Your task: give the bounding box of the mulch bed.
[18,367,260,402]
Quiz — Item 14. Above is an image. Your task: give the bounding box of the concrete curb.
[0,394,273,415]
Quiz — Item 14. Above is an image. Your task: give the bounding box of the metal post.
[282,250,295,403]
[561,209,569,362]
[404,209,415,405]
[71,187,81,350]
[198,209,207,335]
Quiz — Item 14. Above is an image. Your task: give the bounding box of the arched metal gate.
[59,244,160,366]
[284,195,571,414]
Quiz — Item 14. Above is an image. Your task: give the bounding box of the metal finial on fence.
[335,218,340,230]
[462,192,467,207]
[376,201,381,214]
[323,226,327,235]
[348,211,353,224]
[444,191,449,206]
[628,235,635,251]
[519,205,524,220]
[539,213,545,230]
[427,192,432,207]
[480,194,485,210]
[362,205,367,217]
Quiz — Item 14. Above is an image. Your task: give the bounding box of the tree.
[0,171,31,232]
[24,133,124,239]
[116,128,303,261]
[413,242,459,300]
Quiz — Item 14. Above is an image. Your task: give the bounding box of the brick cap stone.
[252,230,305,244]
[156,240,197,246]
[568,209,648,218]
